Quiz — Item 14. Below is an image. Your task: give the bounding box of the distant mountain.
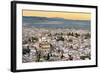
[22,16,91,30]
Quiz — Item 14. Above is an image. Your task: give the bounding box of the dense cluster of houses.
[22,27,91,63]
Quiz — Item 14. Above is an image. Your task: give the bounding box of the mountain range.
[22,16,91,30]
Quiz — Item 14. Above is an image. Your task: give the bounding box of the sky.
[22,10,91,20]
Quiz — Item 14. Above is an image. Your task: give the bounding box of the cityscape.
[22,10,91,63]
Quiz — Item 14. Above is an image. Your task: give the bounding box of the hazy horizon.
[22,16,91,30]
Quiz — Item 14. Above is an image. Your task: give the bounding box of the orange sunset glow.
[23,10,91,20]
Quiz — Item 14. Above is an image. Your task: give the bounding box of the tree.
[46,53,50,60]
[32,37,38,43]
[36,51,41,62]
[56,36,64,41]
[84,33,91,39]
